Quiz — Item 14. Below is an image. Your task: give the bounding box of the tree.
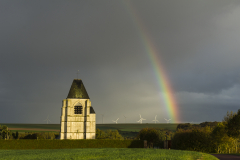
[211,122,232,153]
[218,110,240,153]
[12,132,16,139]
[96,129,124,140]
[222,110,237,125]
[176,123,191,131]
[136,127,159,148]
[104,129,124,140]
[226,109,240,139]
[1,125,11,139]
[96,128,106,139]
[155,129,166,141]
[16,131,19,139]
[109,130,124,140]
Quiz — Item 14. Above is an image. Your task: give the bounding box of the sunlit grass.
[0,148,219,160]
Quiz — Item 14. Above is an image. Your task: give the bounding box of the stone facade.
[60,79,96,139]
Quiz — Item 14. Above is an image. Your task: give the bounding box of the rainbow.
[123,1,180,123]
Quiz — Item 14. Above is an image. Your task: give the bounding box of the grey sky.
[1,0,240,124]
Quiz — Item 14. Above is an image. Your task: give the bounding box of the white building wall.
[60,99,96,140]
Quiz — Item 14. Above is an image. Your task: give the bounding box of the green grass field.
[0,148,218,160]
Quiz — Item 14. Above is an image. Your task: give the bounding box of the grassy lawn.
[0,148,218,160]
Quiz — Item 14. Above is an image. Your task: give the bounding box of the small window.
[74,106,82,114]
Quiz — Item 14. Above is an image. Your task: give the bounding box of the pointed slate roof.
[67,79,90,99]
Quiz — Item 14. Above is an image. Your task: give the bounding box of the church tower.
[60,79,96,139]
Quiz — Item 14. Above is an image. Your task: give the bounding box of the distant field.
[0,123,184,133]
[0,124,59,130]
[0,124,60,133]
[96,123,179,132]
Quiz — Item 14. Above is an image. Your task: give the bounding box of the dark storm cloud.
[0,0,240,124]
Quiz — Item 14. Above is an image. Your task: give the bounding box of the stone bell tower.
[60,79,96,139]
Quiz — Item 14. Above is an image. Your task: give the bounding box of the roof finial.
[76,70,79,79]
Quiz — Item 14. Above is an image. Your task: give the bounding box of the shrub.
[135,127,160,148]
[172,126,214,153]
[17,132,57,140]
[96,129,124,140]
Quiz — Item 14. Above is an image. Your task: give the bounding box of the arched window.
[74,105,82,114]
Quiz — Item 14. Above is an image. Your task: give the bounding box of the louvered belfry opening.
[74,106,82,114]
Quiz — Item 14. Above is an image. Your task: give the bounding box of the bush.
[17,132,58,140]
[211,122,237,153]
[135,127,160,148]
[0,125,12,139]
[171,126,215,153]
[96,129,124,140]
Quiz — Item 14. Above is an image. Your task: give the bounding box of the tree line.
[2,109,239,153]
[0,127,58,140]
[171,110,240,153]
[0,124,172,148]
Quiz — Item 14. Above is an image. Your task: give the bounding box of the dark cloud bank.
[1,0,240,124]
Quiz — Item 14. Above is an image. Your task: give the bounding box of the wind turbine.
[164,118,171,123]
[137,114,146,124]
[112,118,119,124]
[152,115,159,123]
[137,119,145,123]
[124,115,127,123]
[44,115,51,124]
